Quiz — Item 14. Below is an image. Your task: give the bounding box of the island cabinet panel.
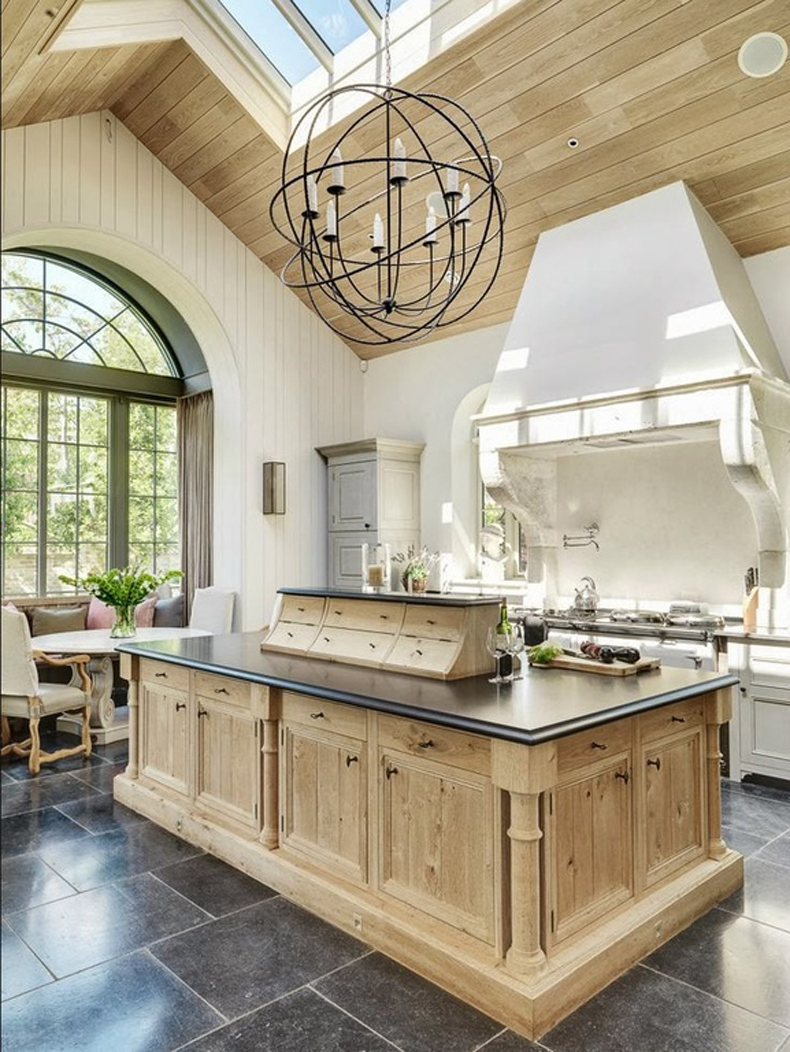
[194,697,261,833]
[139,663,190,798]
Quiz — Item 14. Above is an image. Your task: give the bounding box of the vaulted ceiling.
[3,0,790,358]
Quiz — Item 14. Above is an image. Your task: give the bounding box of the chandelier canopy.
[270,81,506,346]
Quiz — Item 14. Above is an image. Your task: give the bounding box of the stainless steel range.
[543,607,725,671]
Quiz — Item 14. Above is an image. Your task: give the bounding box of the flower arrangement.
[60,565,182,637]
[392,545,440,592]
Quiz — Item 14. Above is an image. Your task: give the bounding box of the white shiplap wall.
[1,112,364,630]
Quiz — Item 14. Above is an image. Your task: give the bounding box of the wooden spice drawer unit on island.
[116,637,742,1042]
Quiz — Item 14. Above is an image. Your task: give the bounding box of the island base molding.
[114,775,743,1040]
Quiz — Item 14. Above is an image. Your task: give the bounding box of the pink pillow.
[86,595,157,629]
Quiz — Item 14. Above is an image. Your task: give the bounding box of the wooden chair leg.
[1,715,10,747]
[28,716,41,775]
[81,704,92,757]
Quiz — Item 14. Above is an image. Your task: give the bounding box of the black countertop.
[118,633,738,746]
[278,587,501,607]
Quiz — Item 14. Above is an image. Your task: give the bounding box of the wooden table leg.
[506,790,548,977]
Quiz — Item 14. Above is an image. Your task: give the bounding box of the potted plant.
[392,545,440,593]
[59,566,182,638]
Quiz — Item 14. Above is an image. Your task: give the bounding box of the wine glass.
[506,628,525,681]
[486,626,514,684]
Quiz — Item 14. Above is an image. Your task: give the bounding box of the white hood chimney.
[477,182,790,627]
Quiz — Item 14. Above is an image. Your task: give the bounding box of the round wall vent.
[737,32,788,78]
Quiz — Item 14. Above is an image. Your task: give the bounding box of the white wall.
[1,112,364,629]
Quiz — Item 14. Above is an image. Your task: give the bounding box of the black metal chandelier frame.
[269,80,506,346]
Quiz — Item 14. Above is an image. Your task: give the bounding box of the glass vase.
[361,543,391,593]
[110,605,136,638]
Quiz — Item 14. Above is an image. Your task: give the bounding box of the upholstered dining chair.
[1,605,93,775]
[189,587,235,635]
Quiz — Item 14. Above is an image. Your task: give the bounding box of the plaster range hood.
[475,181,790,625]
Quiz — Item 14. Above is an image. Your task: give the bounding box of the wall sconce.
[263,462,286,515]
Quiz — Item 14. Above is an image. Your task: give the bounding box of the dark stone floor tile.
[754,832,790,870]
[542,964,788,1052]
[182,986,398,1051]
[1,853,76,914]
[1,771,102,817]
[7,871,211,978]
[646,908,790,1026]
[92,739,130,765]
[37,817,204,890]
[1,921,52,1001]
[723,780,790,806]
[1,749,108,782]
[152,896,367,1020]
[314,951,503,1052]
[55,792,150,834]
[473,1030,543,1050]
[1,769,14,784]
[719,857,790,932]
[779,1035,790,1052]
[70,761,127,793]
[722,823,777,857]
[1,807,92,859]
[721,790,790,841]
[153,852,278,917]
[0,950,223,1052]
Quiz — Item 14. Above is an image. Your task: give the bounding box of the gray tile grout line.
[309,984,407,1050]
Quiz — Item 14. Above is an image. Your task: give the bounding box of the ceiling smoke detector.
[737,32,788,78]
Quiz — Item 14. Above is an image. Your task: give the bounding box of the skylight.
[294,1,370,53]
[219,0,322,84]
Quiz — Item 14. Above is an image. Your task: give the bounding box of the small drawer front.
[193,671,251,710]
[309,627,395,665]
[282,691,367,739]
[263,622,320,652]
[279,595,326,625]
[401,605,465,641]
[323,599,403,634]
[383,636,459,677]
[749,645,790,689]
[558,719,632,775]
[639,697,705,743]
[140,659,190,692]
[378,714,490,775]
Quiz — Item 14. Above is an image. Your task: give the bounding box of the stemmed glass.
[486,626,516,684]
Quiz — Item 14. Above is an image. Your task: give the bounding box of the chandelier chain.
[384,0,392,90]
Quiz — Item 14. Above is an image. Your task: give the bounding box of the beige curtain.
[177,390,213,614]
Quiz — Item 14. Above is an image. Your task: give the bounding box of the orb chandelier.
[269,4,506,347]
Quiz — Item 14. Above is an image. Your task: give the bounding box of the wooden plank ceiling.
[3,0,790,357]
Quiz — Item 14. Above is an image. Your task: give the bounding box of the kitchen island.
[114,620,742,1040]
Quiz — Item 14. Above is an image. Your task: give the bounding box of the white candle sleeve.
[326,201,337,236]
[446,166,459,194]
[393,137,406,178]
[330,148,344,188]
[306,174,318,212]
[373,212,384,248]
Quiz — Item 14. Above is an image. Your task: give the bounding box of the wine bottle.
[495,602,513,678]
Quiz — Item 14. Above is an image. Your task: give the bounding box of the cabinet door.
[379,750,494,943]
[280,722,367,884]
[328,531,373,589]
[195,696,261,833]
[550,755,633,946]
[639,727,705,888]
[329,461,376,531]
[378,459,420,532]
[140,680,190,797]
[740,684,790,780]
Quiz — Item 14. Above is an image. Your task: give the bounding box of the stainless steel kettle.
[573,576,599,614]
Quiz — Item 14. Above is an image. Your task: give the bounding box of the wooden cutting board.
[529,654,661,676]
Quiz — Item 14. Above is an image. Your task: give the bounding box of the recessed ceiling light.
[738,32,788,78]
[567,138,579,149]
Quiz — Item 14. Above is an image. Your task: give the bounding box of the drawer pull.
[385,764,399,779]
[590,741,607,750]
[418,739,434,749]
[297,606,306,613]
[310,711,325,720]
[287,631,294,638]
[379,614,389,620]
[175,702,186,712]
[323,637,330,643]
[214,687,229,695]
[615,770,630,783]
[369,642,377,649]
[670,715,686,723]
[414,649,423,657]
[333,610,342,616]
[427,619,436,625]
[346,754,359,767]
[154,672,167,678]
[198,708,208,719]
[647,757,661,770]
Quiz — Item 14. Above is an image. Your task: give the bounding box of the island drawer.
[263,622,320,652]
[401,605,465,641]
[193,671,251,710]
[140,660,190,692]
[639,697,704,743]
[557,719,633,775]
[378,714,490,775]
[282,691,367,739]
[382,637,459,677]
[323,599,403,634]
[308,627,396,665]
[279,595,326,625]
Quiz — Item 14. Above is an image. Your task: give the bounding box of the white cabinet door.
[328,531,373,588]
[740,684,790,780]
[329,461,376,531]
[378,460,420,533]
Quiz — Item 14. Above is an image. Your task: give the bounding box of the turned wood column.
[120,654,139,779]
[492,738,557,979]
[254,684,279,849]
[705,688,732,860]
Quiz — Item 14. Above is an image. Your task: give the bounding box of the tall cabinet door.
[194,693,261,833]
[140,679,190,798]
[329,461,376,531]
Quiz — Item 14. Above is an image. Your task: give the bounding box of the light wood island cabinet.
[116,623,742,1042]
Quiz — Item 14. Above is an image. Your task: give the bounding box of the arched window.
[1,251,183,596]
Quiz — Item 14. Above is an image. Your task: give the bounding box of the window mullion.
[38,391,48,595]
[110,396,129,569]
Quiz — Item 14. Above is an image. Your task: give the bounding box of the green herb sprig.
[59,566,182,607]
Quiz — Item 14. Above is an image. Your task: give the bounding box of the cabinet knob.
[198,708,208,718]
[647,757,661,770]
[670,715,686,723]
[346,754,359,767]
[615,770,630,783]
[590,741,607,750]
[310,711,325,720]
[418,739,434,749]
[175,702,186,712]
[155,672,167,678]
[364,522,371,529]
[385,764,399,779]
[214,687,229,695]
[427,619,436,626]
